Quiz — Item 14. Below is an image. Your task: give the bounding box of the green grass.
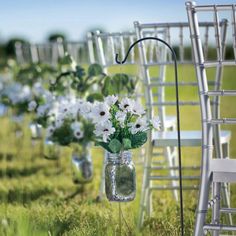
[0,65,236,235]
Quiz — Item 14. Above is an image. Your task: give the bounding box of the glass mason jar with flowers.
[45,96,95,183]
[90,95,161,202]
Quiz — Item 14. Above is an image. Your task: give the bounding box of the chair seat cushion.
[152,130,231,147]
[210,159,236,183]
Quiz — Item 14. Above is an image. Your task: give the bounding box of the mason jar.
[71,148,93,184]
[43,139,60,160]
[105,151,136,202]
[29,122,42,140]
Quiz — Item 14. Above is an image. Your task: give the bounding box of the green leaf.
[51,120,74,146]
[96,141,112,153]
[108,138,122,153]
[75,65,85,79]
[101,76,113,96]
[58,54,74,65]
[86,93,104,103]
[122,138,132,150]
[88,63,103,77]
[130,132,147,149]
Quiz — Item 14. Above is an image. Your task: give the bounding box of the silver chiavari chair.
[64,41,89,65]
[186,1,236,235]
[15,41,62,67]
[15,42,32,65]
[37,41,64,67]
[87,30,138,73]
[134,20,232,228]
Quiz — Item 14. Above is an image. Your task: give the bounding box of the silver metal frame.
[134,20,232,228]
[186,1,236,235]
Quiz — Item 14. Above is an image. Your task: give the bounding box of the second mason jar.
[71,147,93,184]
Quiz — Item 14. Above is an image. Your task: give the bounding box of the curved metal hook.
[115,36,184,236]
[115,36,177,64]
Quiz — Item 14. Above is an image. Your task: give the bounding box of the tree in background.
[5,38,28,58]
[47,33,67,42]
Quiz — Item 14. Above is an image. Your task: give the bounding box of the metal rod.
[203,90,236,96]
[220,208,236,213]
[147,101,199,106]
[149,176,200,180]
[115,36,184,236]
[151,166,200,170]
[205,118,236,124]
[203,224,236,231]
[137,21,221,29]
[150,185,198,190]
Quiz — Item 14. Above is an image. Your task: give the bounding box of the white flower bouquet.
[1,82,32,115]
[45,96,95,147]
[27,83,55,127]
[90,95,161,153]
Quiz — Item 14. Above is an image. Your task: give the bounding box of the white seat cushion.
[152,130,231,147]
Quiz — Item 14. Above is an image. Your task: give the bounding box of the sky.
[0,0,233,43]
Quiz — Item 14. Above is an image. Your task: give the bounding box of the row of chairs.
[15,39,88,66]
[14,1,236,234]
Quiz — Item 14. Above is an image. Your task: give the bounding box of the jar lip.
[107,150,132,162]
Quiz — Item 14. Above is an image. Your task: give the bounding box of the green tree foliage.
[5,38,28,57]
[47,33,66,42]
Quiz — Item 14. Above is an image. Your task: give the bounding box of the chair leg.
[164,146,178,201]
[138,166,149,228]
[212,182,221,236]
[146,188,152,217]
[221,142,233,225]
[194,173,211,236]
[138,143,153,228]
[221,183,233,225]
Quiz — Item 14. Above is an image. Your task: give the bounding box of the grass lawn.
[0,65,236,235]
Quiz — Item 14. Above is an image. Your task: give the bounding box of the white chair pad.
[210,159,236,183]
[152,130,231,147]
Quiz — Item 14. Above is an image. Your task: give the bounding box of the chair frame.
[186,1,236,235]
[134,20,232,228]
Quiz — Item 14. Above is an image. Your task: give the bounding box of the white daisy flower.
[151,116,162,130]
[73,128,84,139]
[44,91,54,103]
[46,125,55,138]
[36,104,50,117]
[55,116,64,128]
[94,120,115,142]
[58,100,70,115]
[48,101,59,117]
[128,117,148,134]
[77,100,92,119]
[119,97,133,112]
[104,95,118,106]
[91,102,110,124]
[28,100,37,111]
[131,101,145,116]
[71,121,82,130]
[115,110,127,128]
[33,82,44,96]
[21,85,32,101]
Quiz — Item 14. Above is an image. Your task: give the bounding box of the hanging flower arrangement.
[90,95,161,153]
[89,95,161,201]
[45,96,95,148]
